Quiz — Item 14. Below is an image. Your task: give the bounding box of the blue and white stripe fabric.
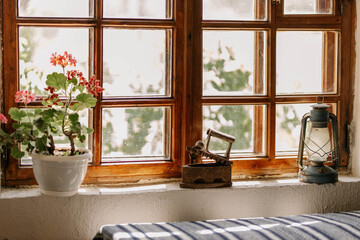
[95,211,360,240]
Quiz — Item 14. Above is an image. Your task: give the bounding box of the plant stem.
[45,131,55,155]
[69,134,75,155]
[60,66,77,155]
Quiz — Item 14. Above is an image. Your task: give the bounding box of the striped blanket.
[94,211,360,240]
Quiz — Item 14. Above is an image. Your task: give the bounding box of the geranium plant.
[0,51,103,158]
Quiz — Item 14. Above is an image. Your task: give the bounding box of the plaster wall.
[1,178,360,240]
[352,0,360,177]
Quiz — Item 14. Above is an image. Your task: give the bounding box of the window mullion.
[92,0,103,166]
[182,0,203,165]
[252,1,267,155]
[322,32,337,93]
[267,2,277,160]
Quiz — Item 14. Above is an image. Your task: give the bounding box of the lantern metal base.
[299,165,338,184]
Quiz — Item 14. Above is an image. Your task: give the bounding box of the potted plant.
[0,51,104,196]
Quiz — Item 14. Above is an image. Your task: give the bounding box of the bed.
[94,211,360,240]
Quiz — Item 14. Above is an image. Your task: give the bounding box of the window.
[2,0,354,186]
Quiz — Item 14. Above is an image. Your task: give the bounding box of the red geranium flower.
[50,51,77,68]
[0,113,8,124]
[86,75,104,96]
[15,90,36,104]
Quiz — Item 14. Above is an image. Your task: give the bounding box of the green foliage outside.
[203,45,252,152]
[279,105,300,134]
[102,84,164,156]
[121,106,163,155]
[19,28,46,96]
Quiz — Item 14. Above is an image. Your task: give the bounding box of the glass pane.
[19,27,90,96]
[104,0,170,19]
[284,0,333,15]
[18,0,92,18]
[203,0,267,21]
[21,109,90,166]
[103,29,169,97]
[276,103,336,154]
[276,31,338,95]
[102,107,170,162]
[203,31,266,96]
[203,105,265,155]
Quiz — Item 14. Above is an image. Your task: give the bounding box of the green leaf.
[56,111,65,121]
[27,143,35,153]
[76,93,97,108]
[69,77,77,85]
[21,122,33,130]
[34,118,47,132]
[46,72,67,91]
[78,134,86,143]
[9,108,27,121]
[11,145,25,159]
[35,135,47,152]
[70,103,82,112]
[71,93,97,111]
[69,113,79,123]
[86,128,94,134]
[70,122,81,133]
[34,108,42,115]
[0,128,9,137]
[12,122,21,129]
[42,109,55,118]
[77,85,85,93]
[49,126,58,134]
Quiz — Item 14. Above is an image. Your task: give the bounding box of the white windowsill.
[1,175,360,200]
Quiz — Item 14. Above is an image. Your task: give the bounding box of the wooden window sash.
[2,0,354,185]
[2,0,183,185]
[253,0,267,155]
[276,0,341,24]
[322,31,338,93]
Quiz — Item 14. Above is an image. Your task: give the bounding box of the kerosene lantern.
[297,97,340,184]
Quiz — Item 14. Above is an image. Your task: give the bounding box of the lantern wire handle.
[299,119,338,164]
[316,96,325,104]
[303,136,332,158]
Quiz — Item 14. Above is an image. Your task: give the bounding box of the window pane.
[203,105,265,155]
[203,0,267,21]
[203,31,266,96]
[284,0,333,15]
[103,0,170,19]
[21,109,90,166]
[276,31,338,95]
[103,29,169,97]
[102,107,170,162]
[18,0,92,18]
[276,103,336,154]
[19,27,90,96]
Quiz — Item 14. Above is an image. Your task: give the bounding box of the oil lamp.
[297,97,340,184]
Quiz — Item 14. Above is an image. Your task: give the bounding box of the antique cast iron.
[180,129,235,188]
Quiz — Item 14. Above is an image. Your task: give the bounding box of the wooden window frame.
[1,0,355,186]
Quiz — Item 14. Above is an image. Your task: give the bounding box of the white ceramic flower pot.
[30,149,91,197]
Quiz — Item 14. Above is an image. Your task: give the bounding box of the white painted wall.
[1,178,360,240]
[351,1,360,177]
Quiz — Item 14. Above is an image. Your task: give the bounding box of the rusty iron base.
[299,165,338,184]
[180,163,232,188]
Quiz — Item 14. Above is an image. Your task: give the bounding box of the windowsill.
[1,175,360,200]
